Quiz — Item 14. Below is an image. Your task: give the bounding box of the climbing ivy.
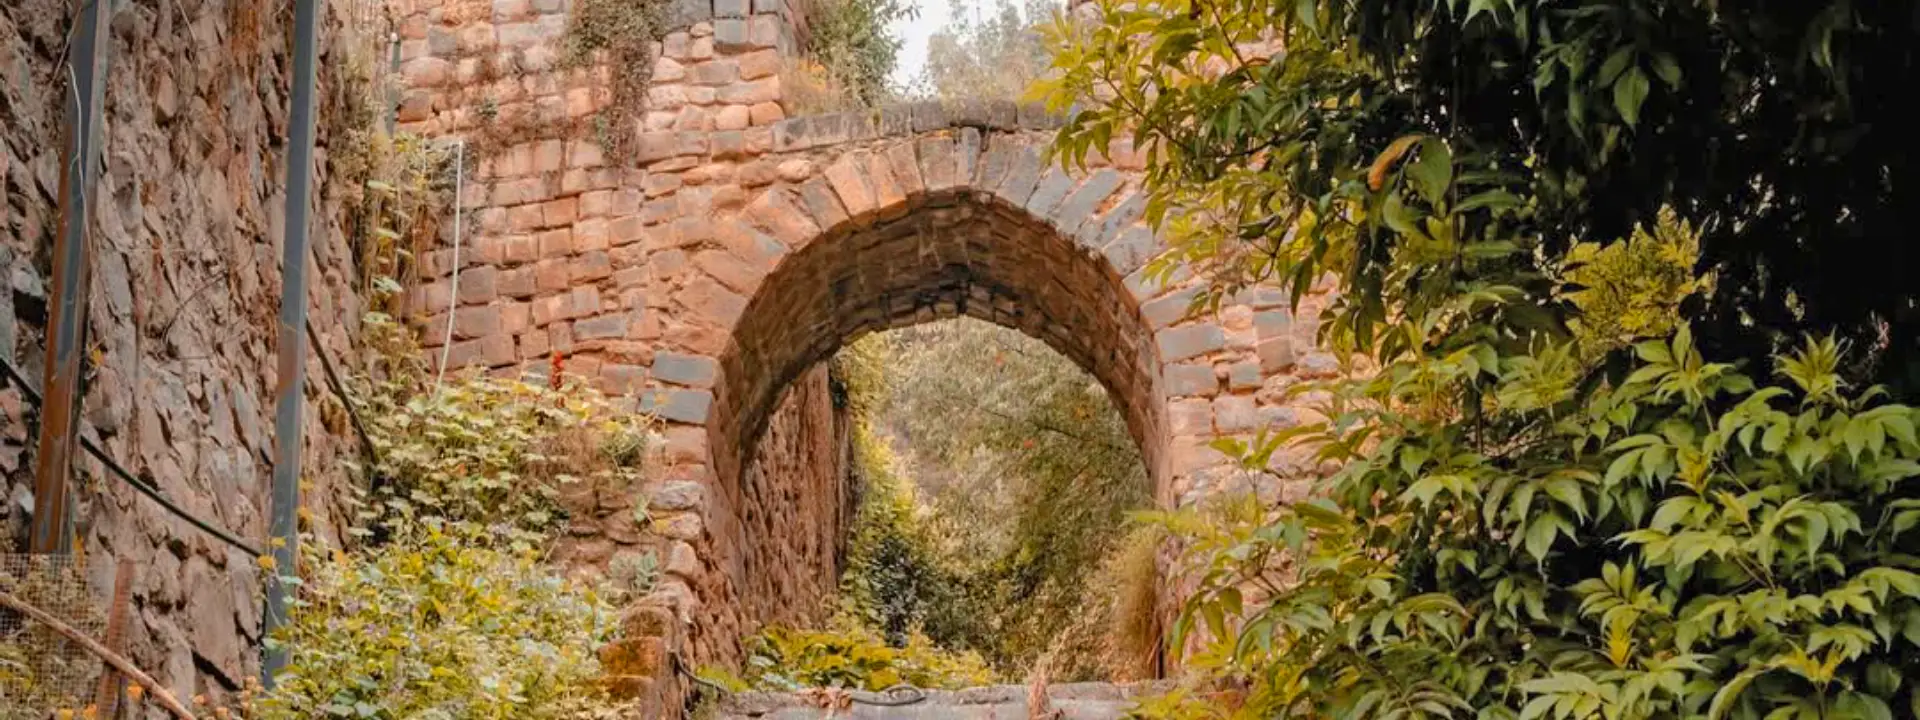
[562,0,671,161]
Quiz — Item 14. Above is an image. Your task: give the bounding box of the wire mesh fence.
[0,554,105,719]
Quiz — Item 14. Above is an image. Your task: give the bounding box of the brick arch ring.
[689,122,1186,509]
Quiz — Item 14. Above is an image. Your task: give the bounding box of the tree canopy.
[1040,0,1919,393]
[1038,0,1920,717]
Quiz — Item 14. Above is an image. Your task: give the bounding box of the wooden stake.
[92,559,136,717]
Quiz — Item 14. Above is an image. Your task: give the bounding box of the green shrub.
[805,0,914,107]
[356,362,656,549]
[836,420,954,646]
[705,622,995,693]
[1145,327,1920,719]
[257,530,633,719]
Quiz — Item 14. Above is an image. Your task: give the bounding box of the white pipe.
[434,139,466,389]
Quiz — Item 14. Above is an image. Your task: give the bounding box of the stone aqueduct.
[393,0,1333,699]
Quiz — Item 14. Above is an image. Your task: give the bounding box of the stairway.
[713,681,1170,719]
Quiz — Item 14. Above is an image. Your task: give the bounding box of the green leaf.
[1614,67,1650,127]
[1598,46,1634,86]
[1650,52,1682,88]
[1408,140,1454,205]
[1525,512,1563,562]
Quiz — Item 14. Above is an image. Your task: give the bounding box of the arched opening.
[699,187,1170,673]
[712,190,1167,493]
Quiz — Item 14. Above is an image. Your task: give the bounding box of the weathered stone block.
[824,154,877,217]
[1049,169,1123,234]
[1227,361,1263,391]
[909,100,948,133]
[575,312,631,341]
[640,388,715,424]
[1141,286,1202,328]
[1075,192,1145,251]
[653,352,720,388]
[1255,309,1292,339]
[1163,362,1218,397]
[1258,337,1297,372]
[738,49,780,80]
[1024,168,1076,216]
[795,177,849,230]
[715,104,751,131]
[691,59,738,86]
[1213,395,1261,432]
[650,481,707,511]
[668,0,713,27]
[994,147,1043,207]
[694,249,762,294]
[571,250,614,282]
[749,14,783,49]
[1158,324,1226,362]
[1170,398,1214,434]
[456,265,499,305]
[499,268,537,299]
[718,77,779,105]
[749,102,785,126]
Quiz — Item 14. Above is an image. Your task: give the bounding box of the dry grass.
[779,58,866,116]
[1099,524,1165,681]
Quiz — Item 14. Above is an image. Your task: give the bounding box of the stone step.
[713,682,1170,719]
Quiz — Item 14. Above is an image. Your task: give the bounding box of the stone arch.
[385,0,1340,703]
[707,140,1171,505]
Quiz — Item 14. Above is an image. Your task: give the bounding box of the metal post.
[262,0,321,687]
[30,0,113,555]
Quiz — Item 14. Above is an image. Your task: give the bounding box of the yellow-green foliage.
[356,362,656,549]
[257,530,632,719]
[873,320,1152,679]
[804,0,915,107]
[706,622,995,692]
[1561,207,1709,352]
[256,318,658,715]
[837,421,950,645]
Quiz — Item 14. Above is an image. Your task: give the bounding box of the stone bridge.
[393,0,1331,706]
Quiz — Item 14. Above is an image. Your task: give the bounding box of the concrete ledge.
[716,681,1177,719]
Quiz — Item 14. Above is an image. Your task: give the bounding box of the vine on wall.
[562,0,671,162]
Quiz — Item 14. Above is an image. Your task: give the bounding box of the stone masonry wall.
[1,0,369,706]
[725,364,854,648]
[389,0,1343,698]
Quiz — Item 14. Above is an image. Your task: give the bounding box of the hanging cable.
[305,317,380,467]
[433,139,467,391]
[0,354,265,557]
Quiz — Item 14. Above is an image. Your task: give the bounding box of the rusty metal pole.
[30,0,114,555]
[262,0,322,688]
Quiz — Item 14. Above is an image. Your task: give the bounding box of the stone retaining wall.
[1,0,369,704]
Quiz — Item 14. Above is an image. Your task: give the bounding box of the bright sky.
[888,0,953,92]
